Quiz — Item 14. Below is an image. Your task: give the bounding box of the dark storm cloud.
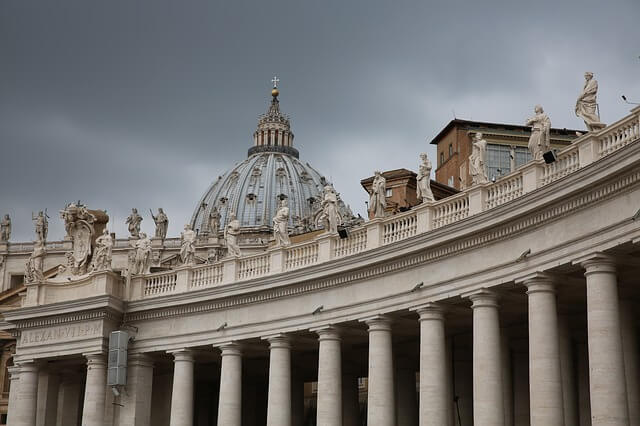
[1,0,639,241]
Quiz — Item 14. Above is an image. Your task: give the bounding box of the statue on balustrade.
[273,198,291,246]
[32,210,48,242]
[0,214,10,242]
[126,208,143,238]
[319,185,339,234]
[369,171,387,219]
[526,105,551,161]
[151,208,169,240]
[225,213,241,257]
[576,72,605,132]
[25,240,46,283]
[132,233,153,274]
[209,207,221,237]
[469,133,489,185]
[90,229,113,272]
[180,224,197,265]
[417,153,435,202]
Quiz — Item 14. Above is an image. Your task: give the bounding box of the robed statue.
[575,72,605,132]
[132,233,152,274]
[209,207,221,236]
[25,240,46,283]
[369,171,386,219]
[0,214,10,242]
[273,199,291,246]
[526,105,551,161]
[469,133,489,185]
[32,210,48,242]
[151,208,169,240]
[180,224,197,265]
[126,208,143,238]
[319,185,339,234]
[90,229,113,272]
[417,153,435,202]
[225,213,241,257]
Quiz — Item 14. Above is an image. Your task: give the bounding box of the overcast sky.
[1,0,639,242]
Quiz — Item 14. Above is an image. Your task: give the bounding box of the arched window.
[449,144,453,157]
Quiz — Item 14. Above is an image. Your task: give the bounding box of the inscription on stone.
[20,321,102,346]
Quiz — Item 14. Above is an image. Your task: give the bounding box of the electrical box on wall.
[107,330,128,387]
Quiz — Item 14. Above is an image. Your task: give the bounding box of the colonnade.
[6,255,640,426]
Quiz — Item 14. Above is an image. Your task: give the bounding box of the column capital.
[168,348,196,362]
[360,314,393,332]
[83,353,107,368]
[411,302,446,321]
[217,342,243,357]
[311,325,341,341]
[462,288,500,309]
[262,333,291,349]
[515,272,557,294]
[16,359,40,373]
[7,365,20,380]
[572,252,617,274]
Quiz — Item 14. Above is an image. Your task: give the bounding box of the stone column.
[558,315,578,426]
[118,353,154,426]
[414,303,448,426]
[6,365,21,426]
[467,289,504,426]
[363,315,395,426]
[168,349,195,426]
[217,343,242,426]
[580,256,629,425]
[314,326,342,426]
[81,353,107,426]
[522,275,564,426]
[12,360,39,426]
[620,301,640,426]
[266,335,292,426]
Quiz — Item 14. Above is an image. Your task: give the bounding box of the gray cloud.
[1,0,639,241]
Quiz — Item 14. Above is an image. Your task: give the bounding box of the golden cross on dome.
[271,75,280,88]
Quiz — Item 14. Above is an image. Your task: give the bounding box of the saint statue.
[151,208,169,240]
[25,240,46,283]
[369,171,387,219]
[469,133,489,185]
[180,224,197,265]
[209,207,221,236]
[526,105,551,161]
[0,214,10,242]
[416,153,435,202]
[575,72,605,132]
[319,185,339,234]
[91,229,113,272]
[132,233,152,274]
[225,213,241,257]
[273,199,291,246]
[32,210,48,242]
[126,208,143,238]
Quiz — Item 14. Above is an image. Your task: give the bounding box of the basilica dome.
[190,85,355,236]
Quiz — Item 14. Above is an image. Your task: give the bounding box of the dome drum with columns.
[190,83,357,240]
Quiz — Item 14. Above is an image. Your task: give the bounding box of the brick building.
[430,119,580,189]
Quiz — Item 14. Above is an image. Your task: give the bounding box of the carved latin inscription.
[20,321,102,346]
